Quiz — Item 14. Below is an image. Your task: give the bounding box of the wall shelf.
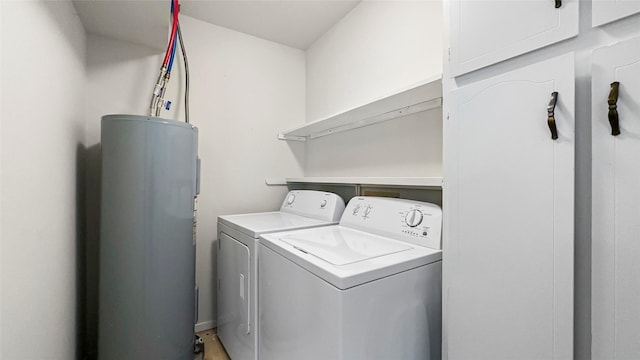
[278,74,443,141]
[285,177,443,188]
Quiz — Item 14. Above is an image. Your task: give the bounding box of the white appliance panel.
[279,190,345,222]
[218,212,327,239]
[340,196,442,250]
[218,232,252,360]
[261,226,441,290]
[216,190,345,360]
[281,228,412,265]
[258,244,442,360]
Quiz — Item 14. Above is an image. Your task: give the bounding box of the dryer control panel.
[340,197,442,250]
[280,190,345,222]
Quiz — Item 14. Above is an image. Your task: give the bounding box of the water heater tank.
[99,114,199,360]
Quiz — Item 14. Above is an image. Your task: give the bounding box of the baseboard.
[195,320,216,332]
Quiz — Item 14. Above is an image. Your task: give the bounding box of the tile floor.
[194,329,230,360]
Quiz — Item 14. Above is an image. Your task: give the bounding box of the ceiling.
[181,1,360,50]
[73,0,360,50]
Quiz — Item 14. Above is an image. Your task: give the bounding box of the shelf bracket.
[277,133,307,142]
[265,178,287,186]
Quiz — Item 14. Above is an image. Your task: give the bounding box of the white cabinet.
[592,36,640,360]
[444,53,574,359]
[449,0,578,76]
[593,0,640,27]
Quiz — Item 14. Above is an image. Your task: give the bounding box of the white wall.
[0,2,4,355]
[304,0,442,178]
[305,109,442,177]
[442,2,640,358]
[1,0,87,358]
[84,15,306,344]
[306,0,442,122]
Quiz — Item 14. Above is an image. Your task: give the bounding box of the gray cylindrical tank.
[99,114,198,360]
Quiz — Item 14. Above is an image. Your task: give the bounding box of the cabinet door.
[444,53,574,360]
[592,36,640,360]
[449,0,578,76]
[593,0,640,27]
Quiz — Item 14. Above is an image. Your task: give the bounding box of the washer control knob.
[364,205,372,217]
[352,204,361,215]
[320,200,327,208]
[286,194,296,205]
[405,209,423,227]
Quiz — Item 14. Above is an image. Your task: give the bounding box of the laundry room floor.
[195,329,230,360]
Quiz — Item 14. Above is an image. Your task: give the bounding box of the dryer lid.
[218,212,334,238]
[280,228,412,266]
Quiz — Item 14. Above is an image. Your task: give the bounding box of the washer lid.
[260,226,442,290]
[281,228,411,266]
[218,212,335,238]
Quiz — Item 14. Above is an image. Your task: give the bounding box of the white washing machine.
[217,190,345,360]
[258,196,442,360]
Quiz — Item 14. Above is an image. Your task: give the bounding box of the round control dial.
[364,205,372,216]
[405,209,423,227]
[286,194,296,205]
[320,200,327,208]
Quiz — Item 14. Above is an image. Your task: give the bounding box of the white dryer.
[258,196,442,360]
[217,190,345,360]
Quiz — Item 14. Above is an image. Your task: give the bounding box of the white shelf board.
[278,74,443,141]
[285,177,443,188]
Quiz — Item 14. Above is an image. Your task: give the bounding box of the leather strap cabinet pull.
[608,81,621,136]
[547,91,559,140]
[555,0,562,8]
